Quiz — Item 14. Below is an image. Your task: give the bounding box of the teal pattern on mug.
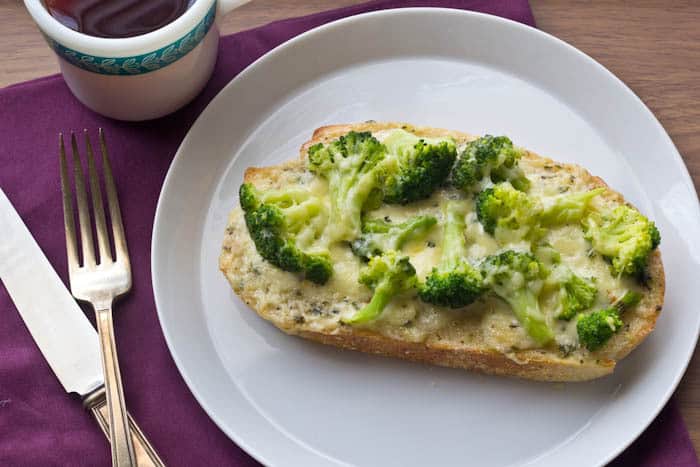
[44,2,216,76]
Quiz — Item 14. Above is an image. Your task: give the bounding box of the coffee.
[44,0,193,38]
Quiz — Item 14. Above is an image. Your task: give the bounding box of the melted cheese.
[227,137,645,357]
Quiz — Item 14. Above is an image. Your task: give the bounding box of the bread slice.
[219,122,664,382]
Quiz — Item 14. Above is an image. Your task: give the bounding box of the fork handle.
[95,307,137,467]
[84,387,165,467]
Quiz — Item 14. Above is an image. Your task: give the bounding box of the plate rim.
[151,7,700,466]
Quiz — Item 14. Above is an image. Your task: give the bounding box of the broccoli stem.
[540,188,605,226]
[260,188,315,206]
[283,200,322,230]
[440,201,468,270]
[345,283,394,324]
[327,165,379,242]
[394,216,438,250]
[504,289,553,345]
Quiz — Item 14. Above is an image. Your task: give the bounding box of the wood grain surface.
[2,0,699,453]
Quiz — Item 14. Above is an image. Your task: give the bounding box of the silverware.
[59,129,135,467]
[0,186,163,466]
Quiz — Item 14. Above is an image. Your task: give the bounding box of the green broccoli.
[350,215,437,259]
[344,251,418,324]
[576,308,623,351]
[534,244,597,320]
[307,131,387,243]
[452,135,530,193]
[381,129,457,204]
[418,200,485,308]
[476,183,542,242]
[539,188,605,226]
[481,250,553,345]
[557,272,598,320]
[576,289,642,351]
[532,242,562,266]
[613,290,642,311]
[239,183,332,284]
[583,205,661,278]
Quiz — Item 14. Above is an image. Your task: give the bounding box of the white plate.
[152,8,700,467]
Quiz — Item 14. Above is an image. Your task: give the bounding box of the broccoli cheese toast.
[219,122,664,382]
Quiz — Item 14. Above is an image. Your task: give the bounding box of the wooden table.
[3,0,699,454]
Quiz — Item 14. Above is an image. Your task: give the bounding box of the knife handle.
[84,388,165,467]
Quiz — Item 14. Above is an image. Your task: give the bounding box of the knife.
[0,188,164,467]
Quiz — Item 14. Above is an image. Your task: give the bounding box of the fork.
[59,129,136,467]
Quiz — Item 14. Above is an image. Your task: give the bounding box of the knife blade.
[0,187,103,395]
[0,187,165,466]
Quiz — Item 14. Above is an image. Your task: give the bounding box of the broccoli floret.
[481,250,553,345]
[351,215,437,259]
[476,183,541,242]
[575,289,641,351]
[534,244,597,320]
[419,200,485,308]
[583,205,661,278]
[381,129,457,204]
[344,251,417,324]
[308,131,387,243]
[240,183,332,284]
[452,135,530,193]
[576,308,623,351]
[557,273,598,320]
[540,188,605,226]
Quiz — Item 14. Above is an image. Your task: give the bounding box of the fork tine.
[99,129,129,263]
[70,132,96,268]
[59,134,80,276]
[84,130,112,265]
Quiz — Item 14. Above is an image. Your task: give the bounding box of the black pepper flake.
[509,323,519,329]
[384,216,392,223]
[331,309,339,315]
[427,241,436,248]
[294,315,305,324]
[559,345,575,357]
[656,305,662,312]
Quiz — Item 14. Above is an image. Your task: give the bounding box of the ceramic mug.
[23,0,249,121]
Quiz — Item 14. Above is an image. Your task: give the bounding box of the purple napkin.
[0,1,696,466]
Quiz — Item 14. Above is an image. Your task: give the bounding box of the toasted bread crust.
[221,122,664,382]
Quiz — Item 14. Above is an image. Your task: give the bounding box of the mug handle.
[218,0,251,16]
